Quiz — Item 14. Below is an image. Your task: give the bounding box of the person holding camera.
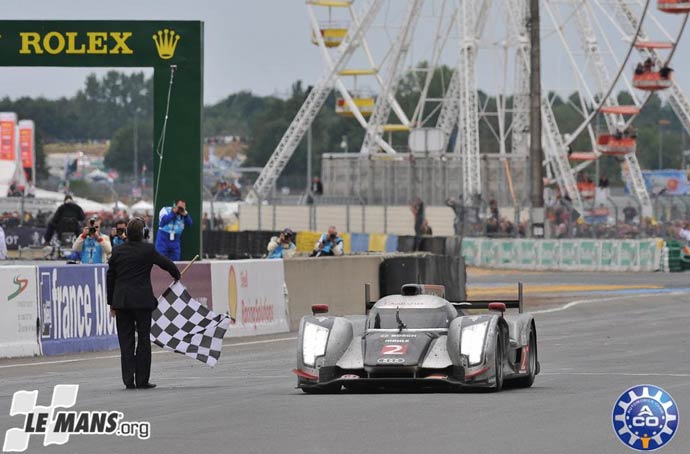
[155,199,193,261]
[267,228,296,259]
[311,226,344,257]
[43,195,85,245]
[73,216,112,264]
[110,219,128,248]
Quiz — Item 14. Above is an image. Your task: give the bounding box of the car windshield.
[367,307,453,330]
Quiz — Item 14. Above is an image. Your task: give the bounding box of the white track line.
[532,291,688,315]
[0,336,298,370]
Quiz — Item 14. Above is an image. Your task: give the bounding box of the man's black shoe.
[136,383,157,389]
[125,385,136,390]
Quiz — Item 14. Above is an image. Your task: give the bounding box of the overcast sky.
[1,0,689,107]
[0,0,322,103]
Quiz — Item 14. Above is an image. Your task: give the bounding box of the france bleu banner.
[37,265,118,356]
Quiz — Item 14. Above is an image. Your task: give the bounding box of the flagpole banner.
[151,281,230,367]
[211,259,290,337]
[0,112,17,161]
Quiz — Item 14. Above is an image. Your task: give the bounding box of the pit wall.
[1,253,464,358]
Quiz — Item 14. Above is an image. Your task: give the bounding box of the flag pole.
[180,254,200,277]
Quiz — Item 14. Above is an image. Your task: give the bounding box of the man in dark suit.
[107,217,181,390]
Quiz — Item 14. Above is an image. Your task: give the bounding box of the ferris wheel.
[249,0,690,217]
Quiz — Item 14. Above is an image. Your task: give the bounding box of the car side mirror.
[488,302,506,313]
[312,304,329,315]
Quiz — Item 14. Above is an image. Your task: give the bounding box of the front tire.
[512,329,537,388]
[490,332,504,392]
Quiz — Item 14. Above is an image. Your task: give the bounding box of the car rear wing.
[451,282,523,314]
[364,282,524,314]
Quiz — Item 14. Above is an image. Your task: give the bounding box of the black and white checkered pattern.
[151,281,230,367]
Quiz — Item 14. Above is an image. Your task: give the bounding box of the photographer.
[311,226,344,257]
[156,199,193,261]
[110,219,128,248]
[44,195,85,244]
[267,228,296,259]
[73,216,112,264]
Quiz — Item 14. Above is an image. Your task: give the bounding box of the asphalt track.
[1,270,689,454]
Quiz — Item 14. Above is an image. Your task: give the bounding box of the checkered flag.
[151,281,231,367]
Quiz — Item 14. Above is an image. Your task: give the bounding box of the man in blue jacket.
[155,199,193,260]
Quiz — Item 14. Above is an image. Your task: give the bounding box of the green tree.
[104,119,153,176]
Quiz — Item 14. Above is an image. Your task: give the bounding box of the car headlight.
[461,321,488,366]
[302,322,329,367]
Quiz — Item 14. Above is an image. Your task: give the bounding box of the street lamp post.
[658,118,670,170]
[529,0,544,237]
[134,109,140,188]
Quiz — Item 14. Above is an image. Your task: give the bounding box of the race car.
[293,283,539,393]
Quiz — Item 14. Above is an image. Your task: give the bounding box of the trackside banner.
[0,266,40,358]
[210,260,289,337]
[38,264,118,355]
[461,238,662,272]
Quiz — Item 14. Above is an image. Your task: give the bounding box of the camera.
[116,228,125,236]
[329,233,337,240]
[88,219,97,235]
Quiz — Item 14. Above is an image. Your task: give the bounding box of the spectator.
[598,175,609,188]
[445,196,465,236]
[44,195,86,244]
[267,228,296,259]
[410,197,425,250]
[643,57,653,73]
[660,65,673,79]
[623,202,638,225]
[0,224,6,260]
[489,199,500,222]
[202,212,211,231]
[73,217,112,264]
[420,219,433,236]
[110,219,128,248]
[311,226,344,257]
[311,177,324,195]
[678,222,690,243]
[156,199,193,261]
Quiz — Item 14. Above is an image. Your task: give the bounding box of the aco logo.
[612,384,679,451]
[227,265,237,324]
[8,276,28,301]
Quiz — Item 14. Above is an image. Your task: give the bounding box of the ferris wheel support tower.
[247,0,385,203]
[360,0,422,153]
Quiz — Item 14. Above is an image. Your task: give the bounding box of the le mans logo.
[3,384,150,452]
[612,384,679,451]
[8,276,28,302]
[13,28,181,60]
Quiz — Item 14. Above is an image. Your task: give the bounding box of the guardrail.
[0,253,466,358]
[460,238,663,272]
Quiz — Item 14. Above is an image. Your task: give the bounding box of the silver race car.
[293,283,539,392]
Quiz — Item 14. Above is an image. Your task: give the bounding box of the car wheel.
[512,329,537,388]
[490,332,504,392]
